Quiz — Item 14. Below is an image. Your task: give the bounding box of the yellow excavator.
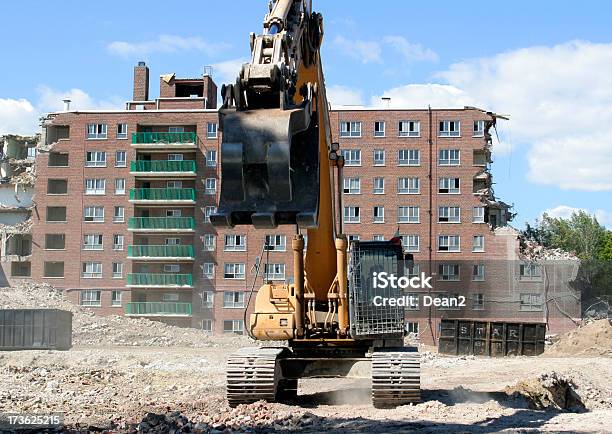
[211,0,420,408]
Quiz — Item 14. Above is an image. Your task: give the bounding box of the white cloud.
[373,40,612,191]
[333,36,382,64]
[383,36,438,63]
[0,98,38,135]
[544,205,612,228]
[108,35,229,57]
[327,85,364,107]
[211,58,248,88]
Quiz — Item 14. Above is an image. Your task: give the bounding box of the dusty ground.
[1,285,611,433]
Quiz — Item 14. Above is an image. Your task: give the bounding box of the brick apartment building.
[22,62,580,342]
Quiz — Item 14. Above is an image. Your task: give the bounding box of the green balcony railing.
[128,217,196,231]
[130,160,197,173]
[128,245,195,258]
[132,132,197,145]
[127,273,193,287]
[125,302,192,316]
[129,188,196,201]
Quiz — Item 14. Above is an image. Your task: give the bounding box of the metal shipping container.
[438,319,546,357]
[0,309,72,351]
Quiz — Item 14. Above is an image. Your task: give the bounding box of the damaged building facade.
[26,62,580,342]
[0,134,37,286]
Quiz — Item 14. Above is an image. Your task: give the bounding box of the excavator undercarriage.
[211,0,420,408]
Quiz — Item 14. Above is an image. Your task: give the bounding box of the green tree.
[598,230,612,261]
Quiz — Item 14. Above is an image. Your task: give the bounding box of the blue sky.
[1,0,611,228]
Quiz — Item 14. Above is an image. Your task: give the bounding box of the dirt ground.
[1,285,611,433]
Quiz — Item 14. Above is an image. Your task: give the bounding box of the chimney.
[133,61,150,101]
[62,99,71,111]
[202,67,218,109]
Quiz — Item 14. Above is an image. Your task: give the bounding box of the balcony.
[130,160,197,178]
[129,188,196,204]
[126,273,193,288]
[125,302,192,317]
[131,132,198,150]
[128,245,195,260]
[128,217,196,233]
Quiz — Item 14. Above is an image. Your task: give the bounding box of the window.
[168,126,185,133]
[224,319,244,334]
[27,147,37,159]
[398,206,419,223]
[398,177,419,194]
[117,123,128,139]
[373,206,385,223]
[473,120,485,137]
[85,179,106,195]
[439,206,461,223]
[224,235,246,251]
[406,295,420,311]
[165,237,180,246]
[473,235,485,252]
[472,264,485,281]
[45,234,65,250]
[162,293,179,302]
[373,235,385,241]
[439,177,460,194]
[207,122,218,139]
[439,120,460,137]
[85,151,106,167]
[224,263,245,279]
[206,150,217,167]
[342,149,361,166]
[344,206,360,223]
[264,263,286,280]
[113,234,124,251]
[112,262,123,279]
[343,178,361,194]
[347,235,360,242]
[398,149,420,166]
[437,293,461,311]
[406,322,419,334]
[439,149,460,166]
[48,152,69,167]
[43,261,64,278]
[204,206,217,223]
[520,293,543,311]
[399,121,420,137]
[113,206,125,223]
[374,121,385,137]
[265,235,286,251]
[438,235,460,252]
[111,290,123,306]
[405,263,421,279]
[115,151,127,167]
[201,319,213,332]
[403,235,420,252]
[167,180,183,189]
[519,263,542,280]
[373,149,385,166]
[439,264,460,281]
[115,179,126,195]
[80,290,101,306]
[202,291,214,308]
[340,121,361,137]
[84,206,104,223]
[164,264,180,273]
[203,234,216,251]
[368,177,384,195]
[168,153,184,161]
[87,123,107,139]
[83,234,103,250]
[82,262,102,278]
[473,207,485,223]
[167,209,182,217]
[46,206,67,222]
[223,291,245,308]
[205,178,217,195]
[47,179,68,195]
[473,294,484,310]
[203,263,215,278]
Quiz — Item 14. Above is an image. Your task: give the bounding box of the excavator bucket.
[210,106,320,229]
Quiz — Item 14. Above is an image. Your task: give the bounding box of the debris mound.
[506,372,585,411]
[544,320,612,357]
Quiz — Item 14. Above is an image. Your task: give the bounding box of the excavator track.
[226,347,287,407]
[371,348,420,408]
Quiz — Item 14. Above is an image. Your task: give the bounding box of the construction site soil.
[1,284,611,433]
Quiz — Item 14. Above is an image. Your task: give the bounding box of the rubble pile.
[519,237,579,261]
[506,371,585,411]
[0,217,32,234]
[544,319,612,357]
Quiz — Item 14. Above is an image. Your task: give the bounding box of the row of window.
[85,123,219,140]
[344,233,484,253]
[340,120,485,138]
[202,263,286,280]
[343,206,486,225]
[341,149,465,167]
[45,206,125,223]
[48,150,218,168]
[215,234,287,252]
[343,177,470,196]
